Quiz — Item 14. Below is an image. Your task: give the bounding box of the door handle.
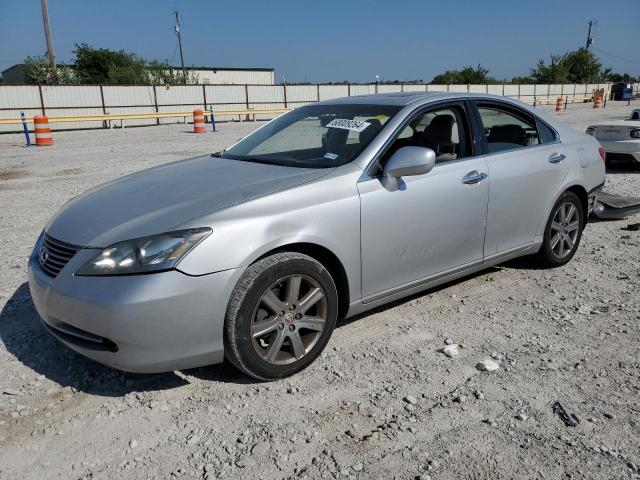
[548,153,566,163]
[461,171,488,184]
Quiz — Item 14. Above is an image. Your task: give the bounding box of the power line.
[168,38,179,65]
[592,47,640,65]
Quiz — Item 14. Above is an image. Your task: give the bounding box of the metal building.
[183,67,275,85]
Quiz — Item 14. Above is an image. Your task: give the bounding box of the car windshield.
[220,104,401,168]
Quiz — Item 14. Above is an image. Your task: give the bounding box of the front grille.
[39,234,80,278]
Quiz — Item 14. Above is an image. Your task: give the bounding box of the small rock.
[516,413,528,421]
[476,359,500,371]
[129,439,138,449]
[404,395,418,405]
[250,441,270,456]
[578,305,591,315]
[352,463,363,472]
[442,344,459,358]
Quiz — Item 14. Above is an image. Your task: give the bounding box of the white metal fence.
[0,82,625,132]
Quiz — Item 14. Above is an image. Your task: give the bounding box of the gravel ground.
[0,101,639,480]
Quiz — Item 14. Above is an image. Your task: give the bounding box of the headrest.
[324,128,349,153]
[424,115,456,145]
[358,118,383,145]
[487,124,526,145]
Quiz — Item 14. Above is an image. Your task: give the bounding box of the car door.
[471,101,570,257]
[358,102,489,300]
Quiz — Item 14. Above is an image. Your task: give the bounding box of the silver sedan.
[28,92,606,379]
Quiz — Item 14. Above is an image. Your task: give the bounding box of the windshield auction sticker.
[325,119,371,132]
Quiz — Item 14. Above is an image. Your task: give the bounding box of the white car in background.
[587,120,640,164]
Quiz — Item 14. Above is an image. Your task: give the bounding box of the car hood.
[46,155,331,247]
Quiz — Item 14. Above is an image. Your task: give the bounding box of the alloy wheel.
[549,201,580,259]
[250,274,328,365]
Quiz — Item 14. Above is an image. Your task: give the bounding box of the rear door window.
[476,104,540,153]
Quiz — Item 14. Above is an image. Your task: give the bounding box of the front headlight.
[75,228,211,276]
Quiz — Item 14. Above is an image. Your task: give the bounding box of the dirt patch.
[0,168,30,181]
[54,168,83,176]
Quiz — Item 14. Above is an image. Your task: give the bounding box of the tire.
[224,252,338,380]
[534,191,585,267]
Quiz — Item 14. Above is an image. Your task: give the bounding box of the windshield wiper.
[222,155,289,166]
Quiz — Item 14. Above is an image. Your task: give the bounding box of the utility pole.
[174,10,186,84]
[40,0,57,79]
[585,20,597,51]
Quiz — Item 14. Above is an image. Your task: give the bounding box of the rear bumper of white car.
[599,140,640,162]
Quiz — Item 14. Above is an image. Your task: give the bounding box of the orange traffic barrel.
[34,115,53,146]
[593,94,602,109]
[555,97,564,113]
[193,109,206,133]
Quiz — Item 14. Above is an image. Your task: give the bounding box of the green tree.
[23,55,75,85]
[432,69,463,84]
[562,48,601,83]
[529,54,568,83]
[74,43,147,84]
[432,64,498,84]
[510,75,535,84]
[600,69,638,83]
[530,48,602,84]
[146,60,197,85]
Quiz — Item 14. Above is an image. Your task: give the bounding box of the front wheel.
[224,252,338,380]
[534,191,585,267]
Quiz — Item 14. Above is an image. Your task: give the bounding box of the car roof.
[318,91,447,106]
[317,91,530,107]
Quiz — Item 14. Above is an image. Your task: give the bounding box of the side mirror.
[383,146,436,179]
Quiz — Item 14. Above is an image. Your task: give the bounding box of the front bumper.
[599,140,640,162]
[28,236,239,373]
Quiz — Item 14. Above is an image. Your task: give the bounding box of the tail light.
[598,147,606,162]
[630,129,640,139]
[586,127,595,136]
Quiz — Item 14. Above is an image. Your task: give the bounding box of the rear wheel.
[534,191,585,267]
[224,252,338,380]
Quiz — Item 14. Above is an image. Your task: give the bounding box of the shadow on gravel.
[0,282,194,397]
[606,161,640,174]
[338,266,502,329]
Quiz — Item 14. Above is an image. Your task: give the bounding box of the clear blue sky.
[0,0,638,82]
